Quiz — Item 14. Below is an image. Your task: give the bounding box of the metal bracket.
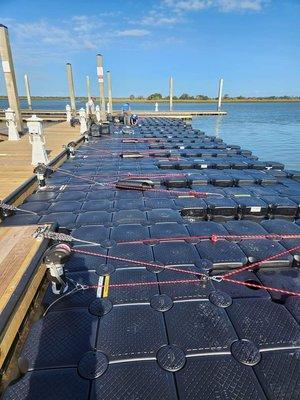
[209,275,224,283]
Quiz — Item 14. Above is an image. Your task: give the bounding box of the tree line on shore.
[0,94,299,101]
[131,93,300,101]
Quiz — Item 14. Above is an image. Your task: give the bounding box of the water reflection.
[214,116,222,138]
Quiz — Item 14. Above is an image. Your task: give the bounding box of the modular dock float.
[0,117,300,399]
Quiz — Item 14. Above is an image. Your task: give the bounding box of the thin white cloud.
[163,0,213,11]
[8,20,98,50]
[163,0,268,12]
[114,29,150,37]
[71,15,104,33]
[219,0,266,11]
[138,10,182,26]
[2,16,153,66]
[2,18,107,66]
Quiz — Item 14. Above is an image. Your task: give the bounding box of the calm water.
[1,100,299,170]
[192,102,300,171]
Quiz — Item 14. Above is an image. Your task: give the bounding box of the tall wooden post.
[107,70,113,114]
[96,54,106,121]
[0,24,23,131]
[86,75,91,101]
[24,74,32,110]
[169,76,173,111]
[217,78,224,111]
[66,63,76,112]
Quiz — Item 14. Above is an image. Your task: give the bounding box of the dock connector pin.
[65,141,76,158]
[33,163,48,189]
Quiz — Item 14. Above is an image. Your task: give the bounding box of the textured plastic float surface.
[3,117,300,400]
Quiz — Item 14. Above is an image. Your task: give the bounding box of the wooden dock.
[0,224,50,372]
[0,109,227,122]
[0,121,81,200]
[133,110,227,119]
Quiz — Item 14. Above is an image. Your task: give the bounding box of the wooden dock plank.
[0,121,80,199]
[0,109,227,122]
[0,225,49,368]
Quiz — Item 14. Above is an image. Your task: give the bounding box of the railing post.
[79,108,87,134]
[27,115,49,166]
[5,108,20,140]
[95,105,101,122]
[66,104,72,122]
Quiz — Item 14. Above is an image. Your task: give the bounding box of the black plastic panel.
[3,117,300,400]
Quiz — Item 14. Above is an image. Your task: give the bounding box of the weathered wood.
[0,121,81,199]
[0,109,227,122]
[0,225,49,368]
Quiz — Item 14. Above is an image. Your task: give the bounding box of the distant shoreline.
[1,97,300,103]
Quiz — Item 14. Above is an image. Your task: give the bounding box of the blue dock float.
[1,117,300,400]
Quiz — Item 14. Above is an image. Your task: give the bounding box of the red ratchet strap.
[118,233,300,245]
[112,183,208,197]
[55,170,214,197]
[72,248,207,279]
[82,277,300,297]
[71,245,300,297]
[86,279,201,290]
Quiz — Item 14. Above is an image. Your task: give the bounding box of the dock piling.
[24,74,32,110]
[107,70,113,114]
[0,24,23,132]
[86,75,91,101]
[96,54,106,121]
[66,63,76,113]
[217,78,224,111]
[169,76,173,111]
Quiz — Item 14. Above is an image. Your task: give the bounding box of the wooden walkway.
[0,122,80,200]
[135,110,227,119]
[0,122,8,140]
[0,109,227,122]
[0,224,50,369]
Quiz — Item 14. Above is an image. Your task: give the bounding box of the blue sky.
[0,0,299,97]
